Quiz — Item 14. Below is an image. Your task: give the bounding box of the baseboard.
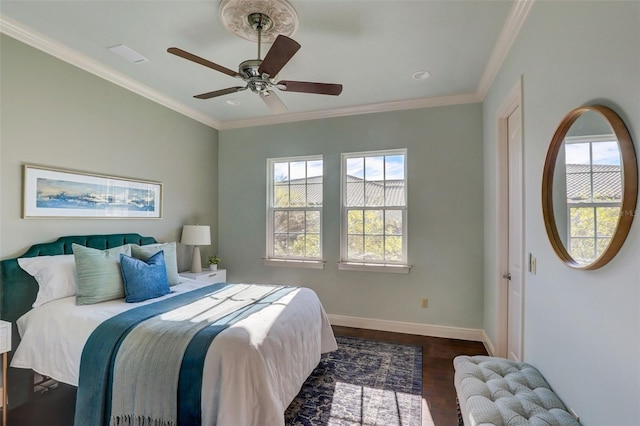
[481,329,496,356]
[328,314,485,343]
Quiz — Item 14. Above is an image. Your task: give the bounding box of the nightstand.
[0,320,11,426]
[179,269,226,285]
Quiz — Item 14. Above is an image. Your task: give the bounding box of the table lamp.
[181,225,211,273]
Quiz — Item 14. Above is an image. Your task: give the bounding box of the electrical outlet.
[421,298,428,308]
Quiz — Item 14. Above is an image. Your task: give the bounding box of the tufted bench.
[453,355,580,425]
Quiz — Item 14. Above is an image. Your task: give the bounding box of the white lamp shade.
[181,225,211,246]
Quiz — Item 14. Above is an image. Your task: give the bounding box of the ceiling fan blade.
[260,90,288,114]
[167,47,240,78]
[194,86,246,99]
[258,35,301,77]
[277,80,343,96]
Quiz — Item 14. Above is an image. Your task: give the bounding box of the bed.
[0,233,337,425]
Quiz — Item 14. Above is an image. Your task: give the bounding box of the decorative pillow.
[119,251,170,303]
[130,242,179,286]
[17,255,77,307]
[73,243,131,305]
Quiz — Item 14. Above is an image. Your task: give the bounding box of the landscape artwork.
[23,165,162,218]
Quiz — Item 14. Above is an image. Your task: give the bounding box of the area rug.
[284,336,422,426]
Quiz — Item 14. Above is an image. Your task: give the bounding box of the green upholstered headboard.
[0,233,157,408]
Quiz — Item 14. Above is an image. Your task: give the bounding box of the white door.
[506,105,524,362]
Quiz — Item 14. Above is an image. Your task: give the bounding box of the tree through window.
[267,156,323,260]
[564,137,621,263]
[341,149,407,265]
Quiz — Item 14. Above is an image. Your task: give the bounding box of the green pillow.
[130,242,179,286]
[73,243,131,305]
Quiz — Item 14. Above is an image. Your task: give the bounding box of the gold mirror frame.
[542,105,638,270]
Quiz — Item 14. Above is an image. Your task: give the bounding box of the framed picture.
[23,164,162,219]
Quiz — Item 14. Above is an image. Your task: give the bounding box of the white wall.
[0,35,219,267]
[483,1,639,424]
[219,104,485,332]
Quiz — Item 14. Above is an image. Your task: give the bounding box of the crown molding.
[220,92,482,130]
[476,0,534,99]
[0,15,222,130]
[2,0,532,131]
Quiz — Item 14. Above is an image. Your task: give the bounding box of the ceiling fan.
[167,12,343,114]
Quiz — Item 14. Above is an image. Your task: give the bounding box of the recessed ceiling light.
[226,99,241,106]
[108,44,149,64]
[412,70,431,81]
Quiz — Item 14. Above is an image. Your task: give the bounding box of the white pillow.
[18,255,77,307]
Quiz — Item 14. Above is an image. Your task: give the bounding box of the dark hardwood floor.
[332,326,488,425]
[7,326,487,426]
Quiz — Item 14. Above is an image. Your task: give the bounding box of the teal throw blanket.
[74,283,295,426]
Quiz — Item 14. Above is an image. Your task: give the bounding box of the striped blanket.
[74,283,295,426]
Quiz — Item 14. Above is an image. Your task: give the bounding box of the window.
[563,136,621,263]
[339,149,409,273]
[266,156,323,267]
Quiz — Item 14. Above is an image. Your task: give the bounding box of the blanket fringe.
[110,415,176,426]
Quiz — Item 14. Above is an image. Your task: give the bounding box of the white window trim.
[339,149,410,272]
[564,134,621,257]
[266,155,324,267]
[263,258,325,269]
[337,262,411,274]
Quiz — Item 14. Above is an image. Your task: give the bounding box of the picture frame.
[23,164,163,219]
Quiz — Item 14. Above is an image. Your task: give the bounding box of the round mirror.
[542,105,638,269]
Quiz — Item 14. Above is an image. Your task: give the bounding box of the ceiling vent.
[108,44,149,64]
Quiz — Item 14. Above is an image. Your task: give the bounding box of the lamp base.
[190,246,202,273]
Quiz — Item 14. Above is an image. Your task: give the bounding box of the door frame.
[494,76,524,359]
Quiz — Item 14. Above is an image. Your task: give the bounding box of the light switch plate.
[528,253,537,274]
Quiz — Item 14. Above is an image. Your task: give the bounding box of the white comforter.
[12,279,337,426]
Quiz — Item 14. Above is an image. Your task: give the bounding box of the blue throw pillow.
[119,251,170,303]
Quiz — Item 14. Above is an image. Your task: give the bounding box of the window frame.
[563,134,622,263]
[265,155,325,269]
[338,149,410,273]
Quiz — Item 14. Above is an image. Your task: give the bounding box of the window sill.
[337,262,411,274]
[263,258,325,270]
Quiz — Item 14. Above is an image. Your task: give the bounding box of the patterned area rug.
[285,336,422,426]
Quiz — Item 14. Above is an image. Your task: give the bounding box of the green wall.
[483,1,639,423]
[219,104,485,328]
[0,35,219,268]
[9,3,638,421]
